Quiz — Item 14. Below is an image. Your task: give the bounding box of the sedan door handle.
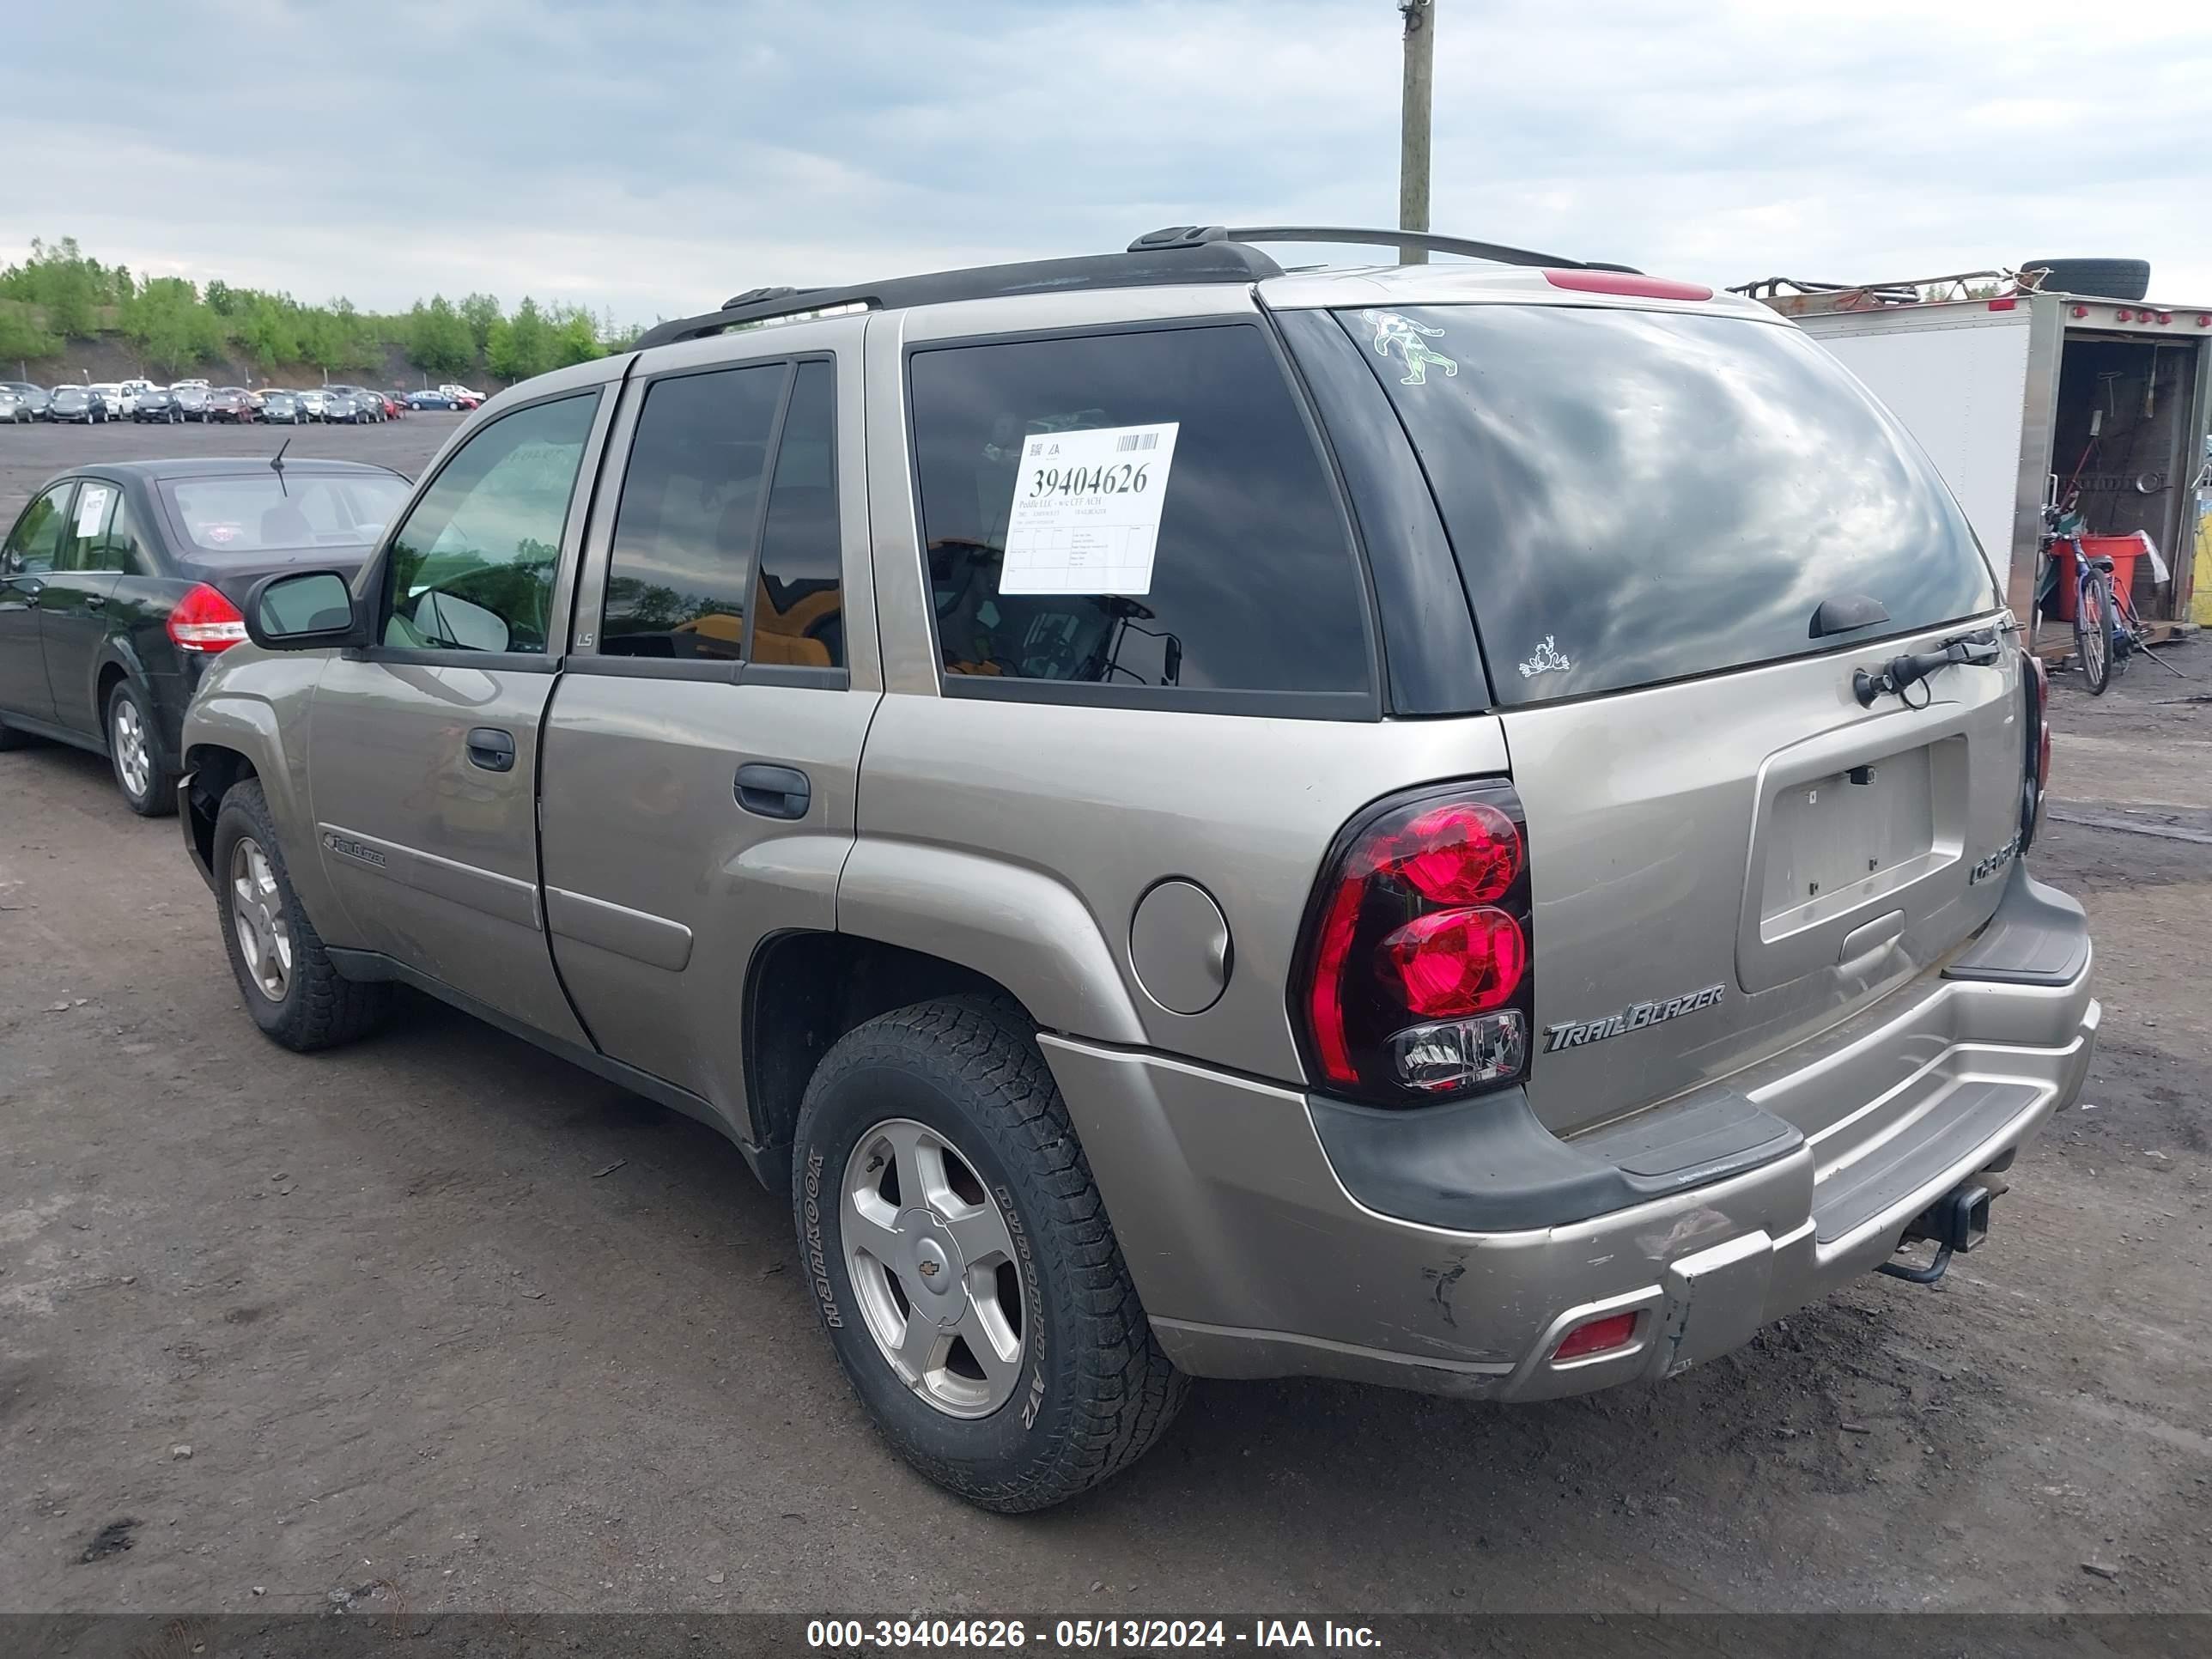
[465,726,516,772]
[85,594,105,611]
[735,763,810,820]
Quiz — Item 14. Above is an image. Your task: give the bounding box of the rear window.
[161,474,409,554]
[1337,305,1997,705]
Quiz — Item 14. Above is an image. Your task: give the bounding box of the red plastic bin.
[2051,533,2147,623]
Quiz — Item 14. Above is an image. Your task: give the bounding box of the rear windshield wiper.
[1853,627,2002,708]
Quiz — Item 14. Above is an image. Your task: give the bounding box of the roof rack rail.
[635,241,1285,350]
[634,222,1643,354]
[1130,224,1638,274]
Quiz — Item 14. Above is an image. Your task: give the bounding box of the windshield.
[1333,304,1998,706]
[160,473,409,554]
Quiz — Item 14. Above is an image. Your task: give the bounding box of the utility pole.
[1399,0,1435,264]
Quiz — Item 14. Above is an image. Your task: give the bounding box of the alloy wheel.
[842,1117,1026,1419]
[228,836,294,1002]
[112,695,151,800]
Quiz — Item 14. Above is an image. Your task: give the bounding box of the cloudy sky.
[7,0,2210,321]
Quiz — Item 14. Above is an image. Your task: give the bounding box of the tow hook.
[1877,1184,1992,1284]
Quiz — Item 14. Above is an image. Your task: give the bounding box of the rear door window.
[1331,305,1998,705]
[598,362,785,659]
[907,324,1373,708]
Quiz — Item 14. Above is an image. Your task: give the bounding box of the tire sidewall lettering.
[802,1147,843,1328]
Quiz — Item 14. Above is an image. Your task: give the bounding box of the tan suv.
[177,227,2098,1511]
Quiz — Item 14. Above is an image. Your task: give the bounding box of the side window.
[906,325,1371,696]
[750,360,843,669]
[599,364,784,659]
[4,484,76,574]
[59,481,137,573]
[384,393,599,655]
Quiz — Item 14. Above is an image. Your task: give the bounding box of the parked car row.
[1,380,486,425]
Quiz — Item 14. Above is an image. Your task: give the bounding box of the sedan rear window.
[161,474,410,553]
[1334,305,1998,705]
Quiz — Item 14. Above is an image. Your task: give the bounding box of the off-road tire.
[792,995,1188,1512]
[212,778,390,1050]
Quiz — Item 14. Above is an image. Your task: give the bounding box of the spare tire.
[2021,258,2150,301]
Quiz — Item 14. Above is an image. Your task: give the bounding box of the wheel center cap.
[898,1209,967,1326]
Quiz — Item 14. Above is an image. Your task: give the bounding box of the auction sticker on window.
[75,483,113,538]
[999,422,1178,596]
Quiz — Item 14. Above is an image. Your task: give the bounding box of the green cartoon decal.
[1360,308,1458,386]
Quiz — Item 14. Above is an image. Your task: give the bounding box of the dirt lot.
[3,419,2209,1618]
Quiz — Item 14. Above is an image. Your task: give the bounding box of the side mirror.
[243,568,362,650]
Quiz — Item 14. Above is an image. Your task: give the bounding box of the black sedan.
[258,391,305,424]
[404,388,461,410]
[45,386,113,424]
[133,387,185,423]
[0,459,410,813]
[172,385,213,422]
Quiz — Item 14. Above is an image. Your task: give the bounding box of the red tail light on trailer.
[1295,781,1534,1104]
[167,583,247,653]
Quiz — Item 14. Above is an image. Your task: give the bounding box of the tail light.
[1294,781,1534,1104]
[167,582,247,653]
[2020,647,2051,849]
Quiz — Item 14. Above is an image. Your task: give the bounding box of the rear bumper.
[1049,871,2096,1401]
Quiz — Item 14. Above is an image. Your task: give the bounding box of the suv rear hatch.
[1325,295,2020,1139]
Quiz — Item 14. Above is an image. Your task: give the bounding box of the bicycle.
[2038,506,2144,697]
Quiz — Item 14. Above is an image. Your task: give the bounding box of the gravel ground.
[2,420,2209,1618]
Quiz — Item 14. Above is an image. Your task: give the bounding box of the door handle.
[85,594,106,611]
[465,726,516,772]
[735,763,811,820]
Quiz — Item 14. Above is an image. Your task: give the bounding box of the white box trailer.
[1741,272,2212,637]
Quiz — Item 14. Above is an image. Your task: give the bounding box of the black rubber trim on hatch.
[1943,860,2093,987]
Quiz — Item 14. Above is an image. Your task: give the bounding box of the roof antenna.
[270,437,290,495]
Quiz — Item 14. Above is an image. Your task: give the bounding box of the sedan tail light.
[1294,781,1534,1104]
[167,582,247,653]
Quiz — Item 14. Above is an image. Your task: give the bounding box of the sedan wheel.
[228,836,295,1003]
[112,694,152,800]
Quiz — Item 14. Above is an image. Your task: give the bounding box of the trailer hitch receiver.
[1877,1183,1992,1284]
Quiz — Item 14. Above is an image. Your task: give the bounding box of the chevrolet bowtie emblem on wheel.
[1543,984,1727,1054]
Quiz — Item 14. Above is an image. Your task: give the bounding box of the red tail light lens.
[168,583,246,653]
[1297,781,1534,1104]
[1383,906,1526,1017]
[2021,648,2051,849]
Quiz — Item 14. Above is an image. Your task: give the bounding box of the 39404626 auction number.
[1026,462,1151,499]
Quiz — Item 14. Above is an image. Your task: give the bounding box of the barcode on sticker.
[1115,432,1159,453]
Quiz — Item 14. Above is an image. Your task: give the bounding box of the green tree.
[123,276,223,375]
[548,303,604,369]
[237,295,303,369]
[459,292,501,356]
[16,236,100,337]
[487,295,553,381]
[406,295,475,375]
[204,278,240,318]
[0,303,61,363]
